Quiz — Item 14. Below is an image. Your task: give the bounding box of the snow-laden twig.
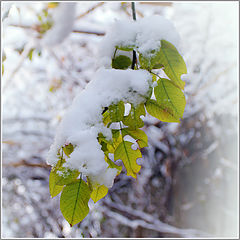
[103,198,210,237]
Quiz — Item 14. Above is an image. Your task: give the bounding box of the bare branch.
[9,24,105,36]
[103,199,209,237]
[76,2,105,20]
[3,159,51,168]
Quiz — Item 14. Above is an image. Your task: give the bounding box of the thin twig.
[102,200,209,237]
[140,2,172,7]
[72,29,105,36]
[3,42,34,92]
[9,24,105,36]
[3,159,51,168]
[76,2,105,20]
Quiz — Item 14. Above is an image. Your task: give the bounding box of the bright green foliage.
[157,40,187,89]
[123,103,145,129]
[112,55,132,69]
[114,141,142,178]
[154,78,186,122]
[49,37,187,226]
[60,179,90,227]
[91,184,108,203]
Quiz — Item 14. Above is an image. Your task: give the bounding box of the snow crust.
[47,68,152,187]
[99,15,180,67]
[42,3,76,46]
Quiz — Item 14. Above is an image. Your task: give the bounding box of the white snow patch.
[42,3,76,47]
[47,68,152,187]
[99,15,180,67]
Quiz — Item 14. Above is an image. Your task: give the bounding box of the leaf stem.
[131,2,137,70]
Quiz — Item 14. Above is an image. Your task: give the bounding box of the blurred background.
[2,1,239,238]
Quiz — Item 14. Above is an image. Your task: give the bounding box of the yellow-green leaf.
[91,185,108,203]
[60,179,90,227]
[154,78,186,122]
[63,143,74,157]
[158,40,187,89]
[145,99,180,122]
[122,128,148,148]
[123,103,145,130]
[49,170,64,198]
[105,155,122,174]
[114,141,142,178]
[102,109,111,126]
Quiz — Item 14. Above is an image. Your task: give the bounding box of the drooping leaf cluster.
[49,37,187,226]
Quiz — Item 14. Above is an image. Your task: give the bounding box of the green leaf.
[154,78,186,122]
[91,185,108,203]
[112,55,131,69]
[49,170,64,198]
[60,179,90,227]
[63,143,74,157]
[145,99,180,122]
[109,101,125,122]
[123,103,145,130]
[122,128,148,148]
[158,40,187,89]
[114,141,142,178]
[55,168,79,186]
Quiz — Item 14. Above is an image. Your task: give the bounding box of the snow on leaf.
[114,141,142,178]
[109,101,125,123]
[60,179,90,227]
[55,168,79,186]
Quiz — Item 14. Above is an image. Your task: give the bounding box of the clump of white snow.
[99,15,180,67]
[42,3,76,46]
[47,68,152,188]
